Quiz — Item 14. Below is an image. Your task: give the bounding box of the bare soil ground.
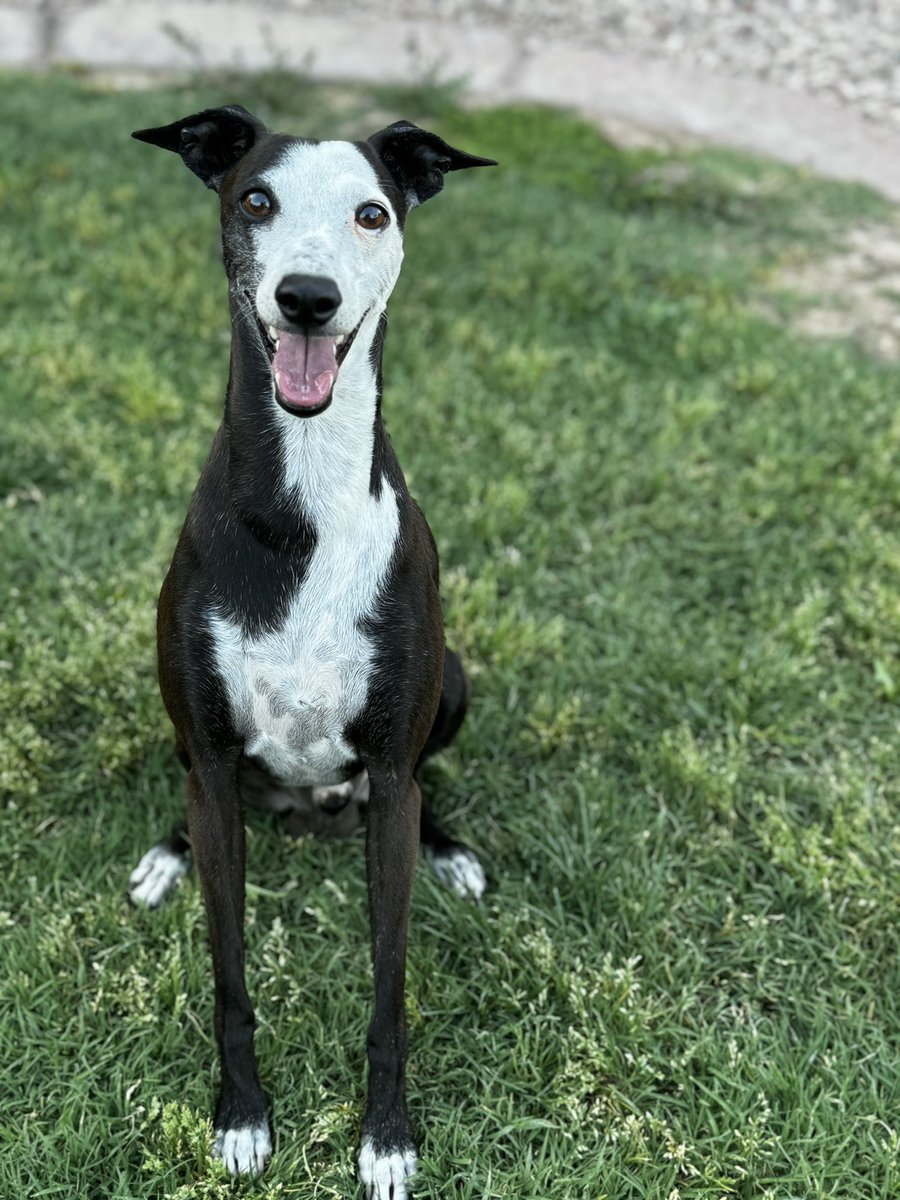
[773,221,900,360]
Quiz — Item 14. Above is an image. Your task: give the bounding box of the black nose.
[274,275,342,328]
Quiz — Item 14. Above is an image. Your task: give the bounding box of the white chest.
[208,478,400,787]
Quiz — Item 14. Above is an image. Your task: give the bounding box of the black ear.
[368,120,496,208]
[132,104,268,190]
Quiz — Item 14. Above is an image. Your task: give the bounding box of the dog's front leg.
[187,750,271,1177]
[358,766,421,1200]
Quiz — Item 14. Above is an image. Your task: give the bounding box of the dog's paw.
[425,844,486,902]
[128,843,189,908]
[213,1119,272,1177]
[358,1138,416,1199]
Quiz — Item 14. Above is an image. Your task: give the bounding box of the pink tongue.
[272,333,338,408]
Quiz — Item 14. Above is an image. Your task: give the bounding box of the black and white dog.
[127,105,495,1198]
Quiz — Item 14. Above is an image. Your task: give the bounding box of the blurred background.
[1,5,899,1200]
[4,0,900,198]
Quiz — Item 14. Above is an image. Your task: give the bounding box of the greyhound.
[126,106,495,1198]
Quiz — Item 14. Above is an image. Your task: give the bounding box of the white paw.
[213,1120,272,1177]
[128,843,189,908]
[358,1138,417,1199]
[426,845,486,901]
[312,781,354,805]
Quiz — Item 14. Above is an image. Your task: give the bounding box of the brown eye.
[241,190,272,219]
[356,203,388,230]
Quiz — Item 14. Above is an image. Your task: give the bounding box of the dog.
[126,105,495,1198]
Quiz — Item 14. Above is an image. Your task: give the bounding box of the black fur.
[132,105,494,1190]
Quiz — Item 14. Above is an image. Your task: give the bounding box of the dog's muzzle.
[251,301,368,418]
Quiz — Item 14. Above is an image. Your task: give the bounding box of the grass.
[1,68,899,1200]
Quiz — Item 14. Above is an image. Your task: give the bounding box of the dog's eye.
[356,203,388,231]
[241,190,273,219]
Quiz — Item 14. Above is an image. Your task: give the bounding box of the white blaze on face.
[252,140,404,336]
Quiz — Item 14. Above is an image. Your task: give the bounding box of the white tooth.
[267,325,278,341]
[336,334,347,346]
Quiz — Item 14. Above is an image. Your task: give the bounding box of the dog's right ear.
[132,105,268,191]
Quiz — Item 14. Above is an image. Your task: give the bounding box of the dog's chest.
[208,483,399,786]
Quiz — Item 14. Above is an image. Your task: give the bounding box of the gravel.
[320,0,900,130]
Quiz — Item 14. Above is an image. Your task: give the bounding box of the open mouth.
[252,303,367,418]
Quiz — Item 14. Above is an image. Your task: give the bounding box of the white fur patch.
[208,392,399,787]
[311,767,370,807]
[209,304,400,789]
[253,140,404,339]
[426,846,487,901]
[358,1138,417,1200]
[128,843,189,908]
[311,779,354,805]
[213,1120,272,1177]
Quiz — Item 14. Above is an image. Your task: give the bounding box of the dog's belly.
[207,470,400,789]
[208,611,373,788]
[245,729,356,788]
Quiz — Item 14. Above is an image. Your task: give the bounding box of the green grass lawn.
[1,69,898,1200]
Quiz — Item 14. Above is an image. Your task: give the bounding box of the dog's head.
[133,105,495,417]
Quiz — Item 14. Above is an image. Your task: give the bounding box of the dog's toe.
[128,843,189,908]
[358,1139,416,1199]
[425,844,486,901]
[213,1120,272,1177]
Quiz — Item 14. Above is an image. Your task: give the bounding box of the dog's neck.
[221,300,394,545]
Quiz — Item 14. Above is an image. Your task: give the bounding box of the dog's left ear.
[132,105,268,191]
[368,120,497,208]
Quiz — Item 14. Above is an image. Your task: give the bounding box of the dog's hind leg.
[128,736,192,907]
[416,646,468,766]
[240,759,363,838]
[417,648,487,901]
[420,808,486,902]
[128,822,191,908]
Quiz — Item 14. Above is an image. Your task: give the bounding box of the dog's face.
[133,107,495,416]
[219,136,406,413]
